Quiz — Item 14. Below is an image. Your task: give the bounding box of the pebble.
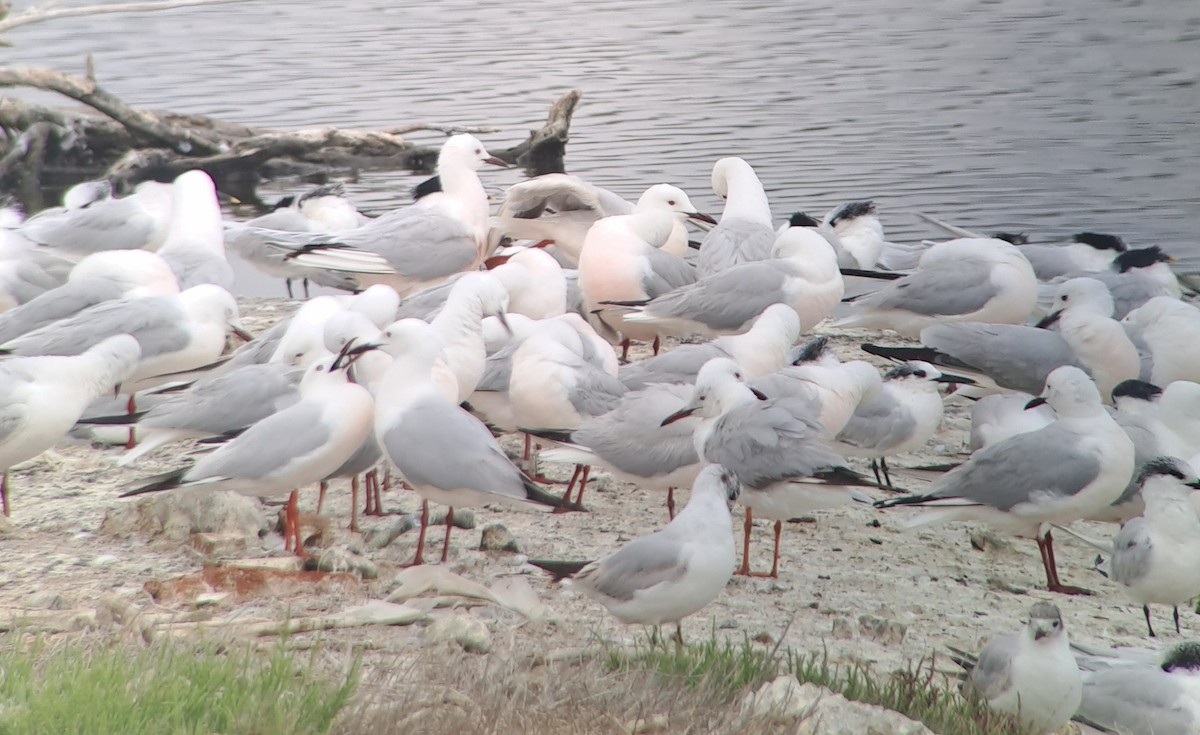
[429,508,476,530]
[423,614,492,653]
[857,615,907,645]
[479,523,521,553]
[364,515,416,549]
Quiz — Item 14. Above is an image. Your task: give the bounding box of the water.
[5,0,1198,296]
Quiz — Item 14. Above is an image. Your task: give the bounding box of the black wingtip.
[520,427,575,443]
[598,299,651,308]
[1072,231,1127,253]
[76,411,148,426]
[874,492,937,509]
[412,175,442,201]
[839,267,904,280]
[523,477,588,512]
[120,467,188,497]
[527,558,592,581]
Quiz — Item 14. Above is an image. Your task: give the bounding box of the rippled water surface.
[5,0,1199,294]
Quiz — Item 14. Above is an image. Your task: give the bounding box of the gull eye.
[667,199,676,206]
[474,148,482,155]
[914,369,926,378]
[1060,294,1069,302]
[316,365,326,372]
[734,372,742,380]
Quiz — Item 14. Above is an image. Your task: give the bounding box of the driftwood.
[0,59,582,207]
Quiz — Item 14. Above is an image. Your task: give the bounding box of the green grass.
[603,634,1036,735]
[0,635,359,735]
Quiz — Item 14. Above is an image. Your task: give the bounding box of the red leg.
[408,499,429,567]
[1039,530,1092,596]
[283,490,298,553]
[666,487,675,520]
[349,475,360,532]
[736,508,754,576]
[573,465,591,505]
[1,473,9,517]
[291,491,304,555]
[523,433,532,461]
[620,338,631,363]
[769,521,782,578]
[440,507,454,563]
[652,336,661,355]
[125,395,137,450]
[316,480,328,514]
[559,464,583,503]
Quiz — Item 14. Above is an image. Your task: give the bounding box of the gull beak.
[216,190,241,205]
[228,321,253,342]
[530,239,555,249]
[1186,480,1200,490]
[1025,396,1049,410]
[686,211,718,225]
[751,387,769,401]
[660,405,698,426]
[496,311,513,336]
[483,254,511,269]
[331,338,356,371]
[347,341,384,357]
[1036,310,1063,329]
[933,373,975,385]
[484,155,509,168]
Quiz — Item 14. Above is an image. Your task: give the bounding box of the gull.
[356,319,583,566]
[0,335,141,516]
[831,361,972,487]
[1019,232,1126,281]
[696,157,775,276]
[122,348,374,554]
[969,392,1055,450]
[1041,245,1180,319]
[877,366,1136,594]
[833,237,1038,336]
[618,304,799,390]
[18,179,174,258]
[155,170,234,292]
[661,358,876,578]
[491,175,716,263]
[429,272,511,401]
[1123,296,1200,387]
[0,249,178,344]
[0,284,248,392]
[957,602,1082,734]
[536,382,701,519]
[1072,640,1200,735]
[276,134,506,295]
[1107,457,1200,637]
[821,200,887,269]
[864,277,1140,400]
[616,226,842,338]
[528,464,739,645]
[397,246,566,323]
[577,210,696,359]
[749,353,884,440]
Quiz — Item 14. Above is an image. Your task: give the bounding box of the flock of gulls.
[2,132,1200,732]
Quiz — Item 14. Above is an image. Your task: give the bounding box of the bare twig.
[382,123,503,137]
[0,0,255,36]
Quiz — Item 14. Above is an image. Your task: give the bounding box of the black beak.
[660,406,698,426]
[347,341,383,357]
[484,156,509,168]
[331,338,357,370]
[751,388,769,401]
[1025,396,1048,410]
[687,239,703,250]
[1186,480,1200,490]
[496,311,513,336]
[686,211,718,225]
[934,373,975,385]
[216,190,241,205]
[1033,629,1049,641]
[1036,310,1063,329]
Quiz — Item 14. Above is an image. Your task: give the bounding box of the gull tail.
[539,444,596,467]
[839,267,905,280]
[523,477,588,512]
[520,427,575,444]
[527,558,592,581]
[811,465,906,494]
[860,343,979,375]
[598,298,650,308]
[121,467,188,497]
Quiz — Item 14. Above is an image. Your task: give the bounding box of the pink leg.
[666,487,676,520]
[316,480,328,513]
[349,475,360,532]
[440,507,454,563]
[125,395,137,450]
[573,465,591,505]
[407,499,429,567]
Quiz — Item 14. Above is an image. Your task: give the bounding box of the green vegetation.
[0,635,358,735]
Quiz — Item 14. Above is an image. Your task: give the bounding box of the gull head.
[710,156,754,201]
[87,334,142,394]
[1025,602,1066,643]
[1037,277,1115,327]
[695,464,741,510]
[440,133,507,172]
[1110,379,1163,411]
[1112,245,1175,273]
[62,178,113,210]
[1027,365,1102,416]
[350,318,441,364]
[349,285,401,329]
[180,285,251,341]
[660,358,766,425]
[1135,456,1200,504]
[635,184,717,225]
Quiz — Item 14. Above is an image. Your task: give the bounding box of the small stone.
[101,490,265,543]
[91,554,119,567]
[303,547,378,579]
[969,529,1010,553]
[429,508,475,530]
[423,614,492,653]
[479,523,521,553]
[752,631,774,645]
[190,532,250,556]
[364,514,417,549]
[741,678,934,734]
[740,675,819,723]
[624,713,669,733]
[194,592,231,608]
[0,515,16,535]
[28,591,69,610]
[858,615,906,645]
[830,616,854,640]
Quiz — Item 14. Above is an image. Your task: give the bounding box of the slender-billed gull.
[122,348,374,554]
[355,319,583,566]
[156,170,234,291]
[618,227,842,338]
[0,335,141,516]
[429,272,510,401]
[696,157,775,275]
[834,237,1038,336]
[528,464,738,645]
[878,366,1135,594]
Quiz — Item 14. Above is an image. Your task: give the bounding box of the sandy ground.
[0,297,1171,692]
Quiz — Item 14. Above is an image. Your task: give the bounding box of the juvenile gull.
[528,464,739,645]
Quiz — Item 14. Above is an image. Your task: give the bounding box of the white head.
[367,318,443,364]
[1040,277,1116,324]
[661,358,765,424]
[348,284,400,328]
[438,133,505,173]
[710,157,756,200]
[691,463,741,511]
[1024,602,1067,644]
[63,179,113,210]
[452,272,510,319]
[322,310,379,354]
[166,170,224,252]
[299,350,357,393]
[1135,457,1200,507]
[1034,365,1103,417]
[179,285,245,335]
[635,184,717,225]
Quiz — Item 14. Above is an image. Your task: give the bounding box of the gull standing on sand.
[356,319,582,566]
[1107,458,1200,637]
[833,237,1037,336]
[618,226,842,338]
[662,358,874,578]
[0,335,141,516]
[528,464,739,645]
[831,362,972,487]
[865,277,1140,400]
[578,209,696,359]
[277,134,506,295]
[696,157,775,276]
[877,366,1135,594]
[122,348,374,554]
[958,603,1082,734]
